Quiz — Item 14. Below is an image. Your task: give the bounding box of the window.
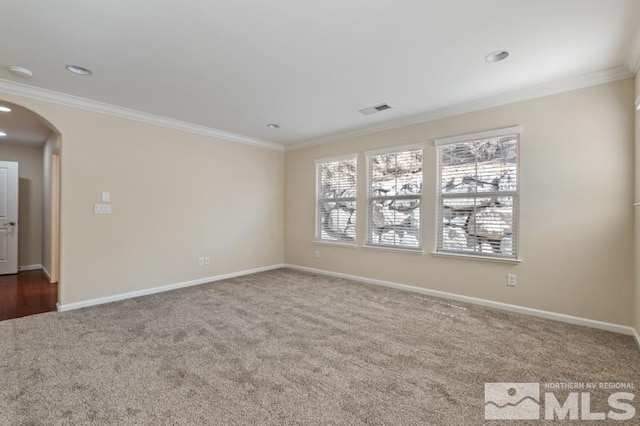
[366,146,422,249]
[316,155,357,244]
[435,127,520,259]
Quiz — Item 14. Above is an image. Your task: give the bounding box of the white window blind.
[367,147,422,249]
[316,156,357,243]
[436,127,519,259]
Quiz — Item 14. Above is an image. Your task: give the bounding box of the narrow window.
[316,156,357,244]
[435,127,520,259]
[366,146,423,249]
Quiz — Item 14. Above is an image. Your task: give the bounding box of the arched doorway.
[0,100,61,320]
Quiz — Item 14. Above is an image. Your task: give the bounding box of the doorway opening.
[0,100,61,320]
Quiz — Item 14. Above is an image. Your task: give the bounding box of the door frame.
[0,161,19,275]
[49,150,60,283]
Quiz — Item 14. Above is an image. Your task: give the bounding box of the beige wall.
[286,79,635,326]
[0,143,44,267]
[0,93,285,305]
[0,78,633,329]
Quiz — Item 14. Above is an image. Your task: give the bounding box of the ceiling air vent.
[359,103,392,115]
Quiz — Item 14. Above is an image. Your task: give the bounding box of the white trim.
[314,152,359,164]
[362,245,424,255]
[57,264,284,312]
[364,142,424,157]
[434,126,522,146]
[285,66,632,151]
[313,240,358,248]
[431,251,521,264]
[634,328,640,350]
[284,264,637,337]
[42,266,52,282]
[18,264,43,271]
[0,79,284,152]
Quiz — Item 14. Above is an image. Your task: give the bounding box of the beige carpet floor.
[0,268,638,425]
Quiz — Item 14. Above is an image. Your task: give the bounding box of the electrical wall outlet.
[198,257,205,267]
[94,204,112,215]
[507,274,517,287]
[204,256,211,265]
[315,250,320,259]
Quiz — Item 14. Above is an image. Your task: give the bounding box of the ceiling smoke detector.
[66,65,93,75]
[359,103,392,115]
[8,66,33,79]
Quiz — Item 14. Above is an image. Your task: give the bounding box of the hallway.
[0,270,57,321]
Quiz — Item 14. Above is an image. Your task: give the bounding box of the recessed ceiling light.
[66,65,93,75]
[0,131,7,137]
[485,50,510,63]
[266,123,280,129]
[8,66,33,78]
[0,106,11,113]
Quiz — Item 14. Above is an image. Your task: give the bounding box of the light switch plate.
[94,204,112,215]
[101,192,111,202]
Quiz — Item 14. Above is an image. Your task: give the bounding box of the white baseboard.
[18,264,43,272]
[285,264,637,337]
[42,266,51,282]
[57,263,285,312]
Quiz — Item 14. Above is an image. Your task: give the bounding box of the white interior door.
[0,161,18,275]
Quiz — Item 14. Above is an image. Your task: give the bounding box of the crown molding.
[285,66,634,151]
[0,79,284,151]
[0,63,632,154]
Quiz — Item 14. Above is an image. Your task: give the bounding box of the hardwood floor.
[0,270,57,321]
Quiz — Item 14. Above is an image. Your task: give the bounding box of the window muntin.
[436,129,519,259]
[316,156,357,243]
[367,147,423,249]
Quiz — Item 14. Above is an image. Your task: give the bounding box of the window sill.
[313,240,358,248]
[363,244,424,255]
[431,251,521,264]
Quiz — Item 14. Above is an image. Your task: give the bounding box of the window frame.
[434,126,521,262]
[314,154,358,246]
[365,143,424,252]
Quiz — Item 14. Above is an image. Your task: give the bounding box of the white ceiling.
[0,101,52,147]
[0,0,638,148]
